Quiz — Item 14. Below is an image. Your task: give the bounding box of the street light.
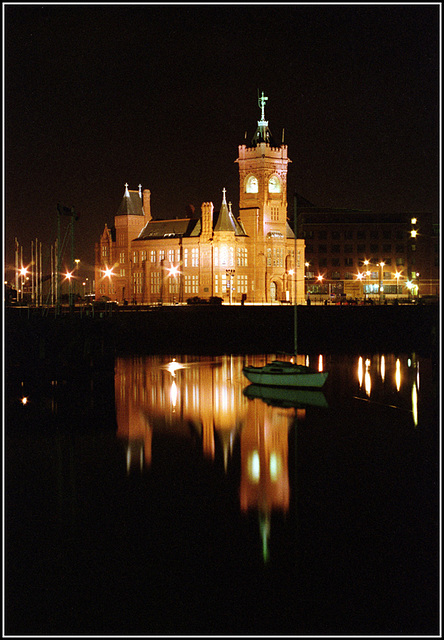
[394,271,402,302]
[287,269,294,303]
[377,261,385,304]
[226,269,235,305]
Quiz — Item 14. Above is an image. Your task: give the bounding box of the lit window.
[268,175,281,193]
[245,175,258,193]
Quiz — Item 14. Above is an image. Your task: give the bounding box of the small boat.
[242,360,328,388]
[243,383,328,407]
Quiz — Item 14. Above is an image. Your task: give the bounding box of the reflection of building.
[115,355,249,471]
[95,93,305,305]
[114,354,300,561]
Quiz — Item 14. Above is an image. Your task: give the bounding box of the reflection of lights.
[21,396,28,405]
[416,362,420,390]
[364,359,371,397]
[395,359,401,391]
[380,355,385,382]
[170,380,178,408]
[248,451,260,482]
[269,452,281,481]
[318,355,323,372]
[412,383,418,427]
[358,356,364,387]
[166,358,184,377]
[305,355,310,367]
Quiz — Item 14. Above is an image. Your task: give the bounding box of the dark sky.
[3,3,440,276]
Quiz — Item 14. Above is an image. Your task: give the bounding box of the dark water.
[5,351,440,636]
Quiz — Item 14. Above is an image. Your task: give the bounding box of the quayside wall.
[6,304,439,376]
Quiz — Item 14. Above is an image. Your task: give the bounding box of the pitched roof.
[136,218,200,240]
[116,188,144,216]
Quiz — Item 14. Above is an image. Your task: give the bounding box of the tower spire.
[251,91,275,146]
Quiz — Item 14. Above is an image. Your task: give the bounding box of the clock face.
[246,175,258,193]
[268,175,281,193]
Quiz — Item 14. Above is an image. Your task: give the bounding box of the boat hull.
[242,366,328,388]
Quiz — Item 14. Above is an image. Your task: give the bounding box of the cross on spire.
[258,91,268,123]
[222,187,227,204]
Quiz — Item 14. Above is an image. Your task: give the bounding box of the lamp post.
[287,269,294,303]
[394,271,401,302]
[377,261,385,304]
[226,269,235,305]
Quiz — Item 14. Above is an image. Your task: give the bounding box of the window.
[331,258,340,267]
[271,207,279,221]
[159,250,165,262]
[331,244,340,253]
[237,275,248,293]
[246,175,258,193]
[319,258,327,267]
[306,245,314,254]
[168,249,175,263]
[168,277,179,294]
[133,251,139,264]
[396,245,405,253]
[267,248,272,266]
[102,245,108,257]
[357,244,366,253]
[120,268,126,277]
[344,230,353,239]
[184,248,188,267]
[191,248,199,267]
[344,272,354,280]
[382,244,391,253]
[185,274,199,294]
[273,247,283,267]
[357,230,366,240]
[344,245,353,253]
[214,274,219,293]
[150,272,161,294]
[382,230,392,239]
[119,252,125,264]
[237,247,248,266]
[133,272,142,294]
[370,244,378,253]
[268,175,281,193]
[141,251,147,262]
[150,250,156,263]
[318,230,327,240]
[331,271,341,279]
[396,257,405,266]
[319,244,327,253]
[344,257,354,266]
[331,231,340,239]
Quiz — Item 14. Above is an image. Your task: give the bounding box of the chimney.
[142,189,152,221]
[201,202,214,242]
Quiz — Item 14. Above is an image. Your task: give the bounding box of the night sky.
[4,3,440,276]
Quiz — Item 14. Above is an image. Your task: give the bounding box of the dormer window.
[245,175,258,193]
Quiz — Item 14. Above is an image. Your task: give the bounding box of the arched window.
[245,175,258,193]
[268,175,281,193]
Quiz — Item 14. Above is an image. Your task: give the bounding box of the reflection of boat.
[243,383,328,408]
[242,360,328,389]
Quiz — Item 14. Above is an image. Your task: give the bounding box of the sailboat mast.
[294,195,298,357]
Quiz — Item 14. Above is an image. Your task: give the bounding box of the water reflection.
[355,353,422,426]
[115,355,330,561]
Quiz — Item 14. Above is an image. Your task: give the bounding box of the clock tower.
[236,92,291,240]
[236,93,302,304]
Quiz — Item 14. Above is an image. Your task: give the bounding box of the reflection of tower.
[240,398,293,561]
